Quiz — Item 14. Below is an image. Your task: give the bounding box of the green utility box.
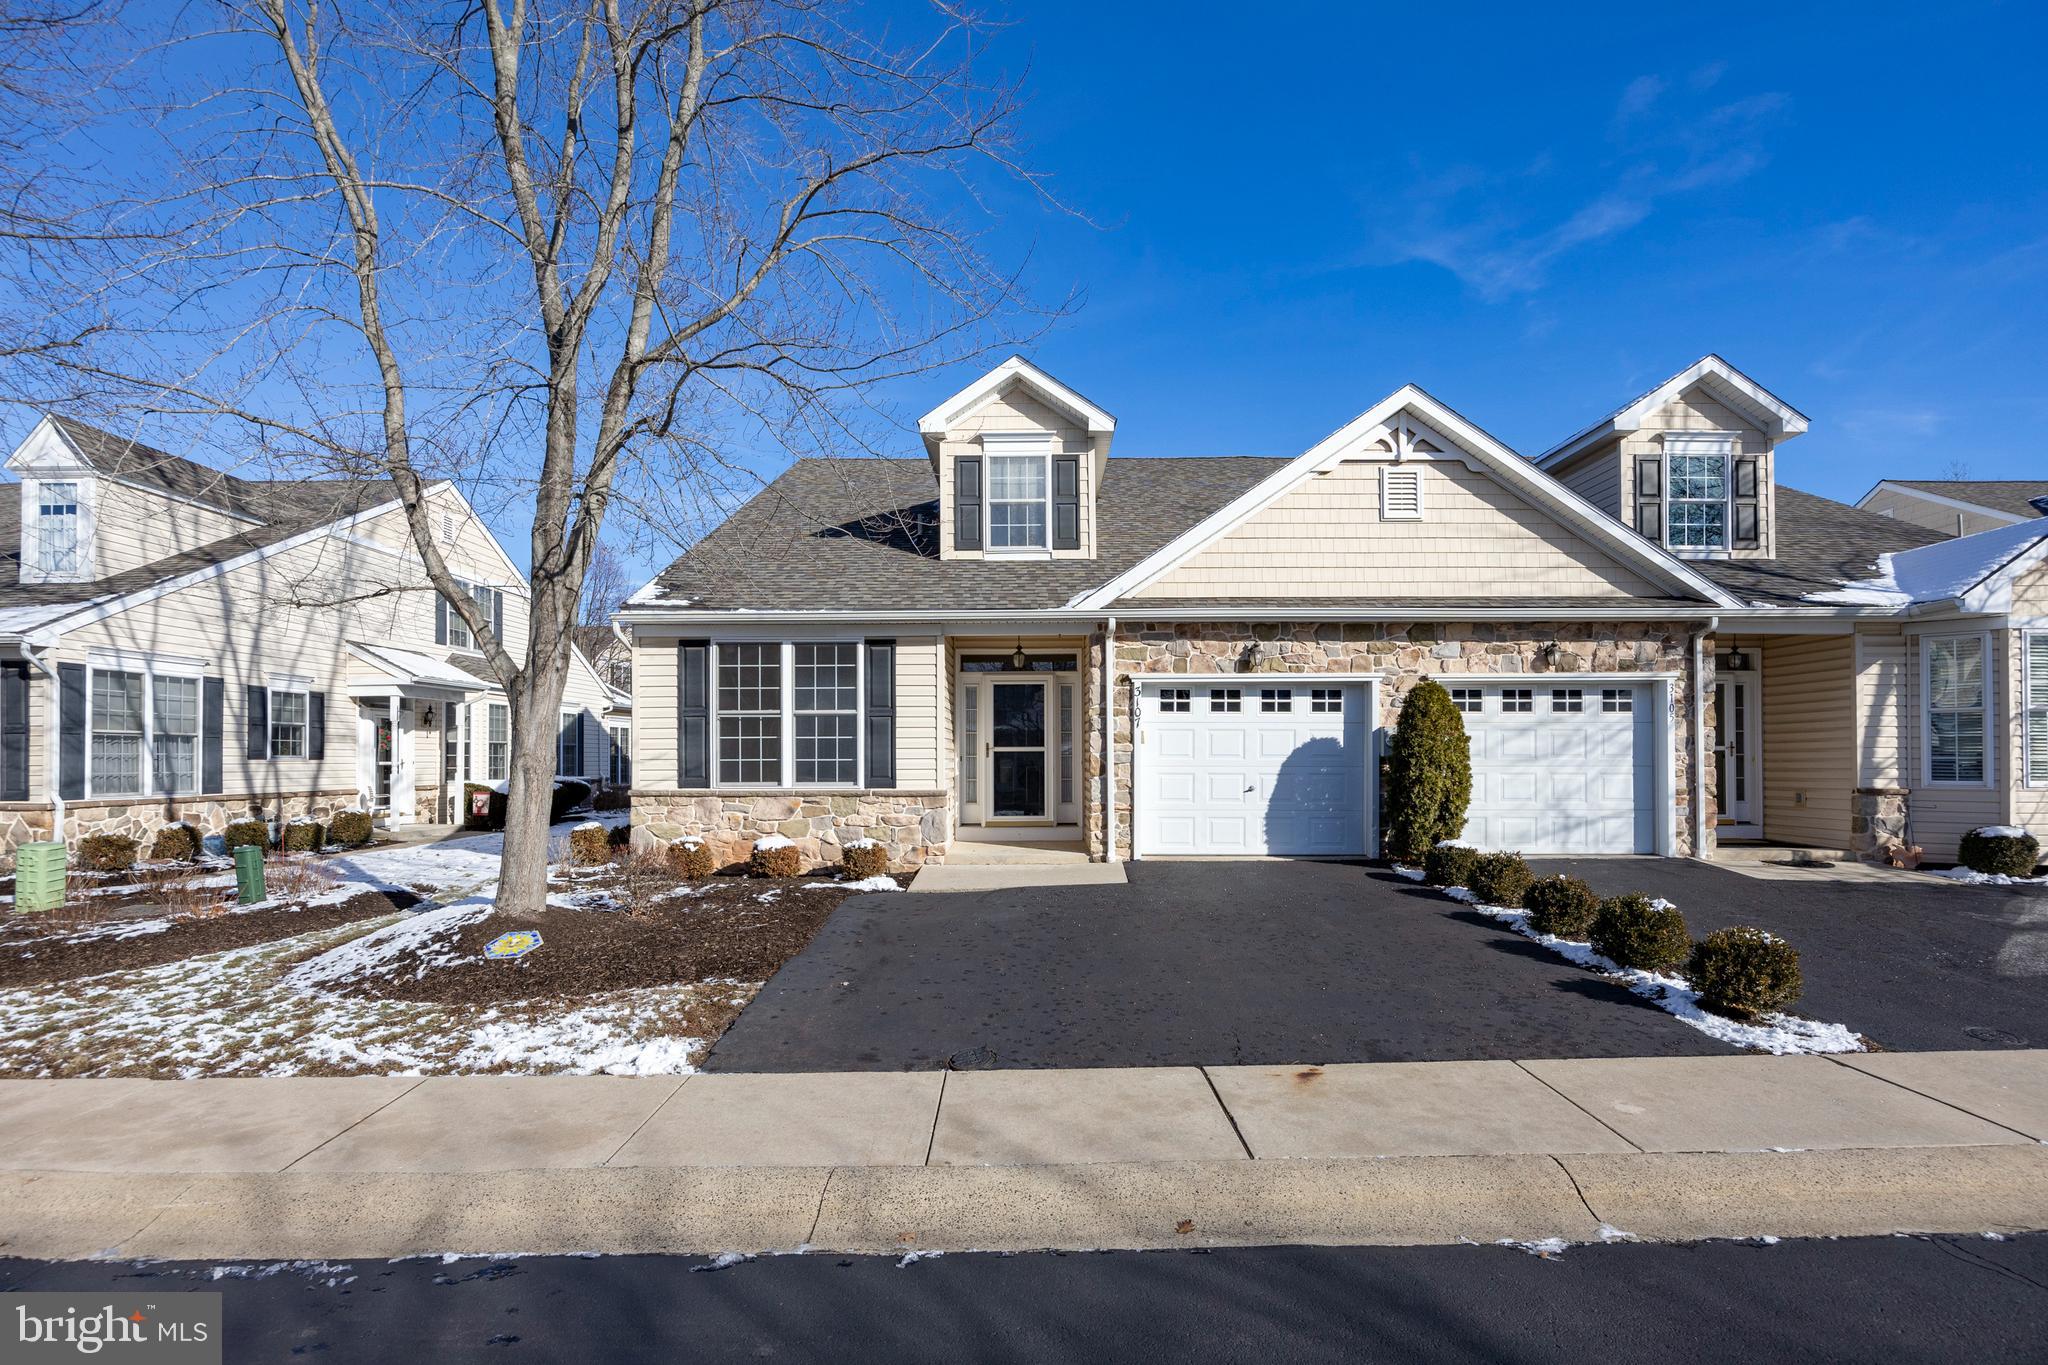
[233,843,266,905]
[14,841,66,912]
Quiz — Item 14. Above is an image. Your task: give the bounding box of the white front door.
[1458,682,1656,854]
[1713,673,1760,835]
[1136,681,1371,857]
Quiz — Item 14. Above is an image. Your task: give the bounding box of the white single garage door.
[1453,682,1657,855]
[1136,681,1372,856]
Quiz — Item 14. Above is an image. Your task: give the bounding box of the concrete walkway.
[4,1051,2046,1260]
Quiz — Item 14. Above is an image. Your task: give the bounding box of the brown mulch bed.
[329,875,852,1006]
[0,889,421,988]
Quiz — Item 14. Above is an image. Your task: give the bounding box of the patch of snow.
[1392,865,1426,882]
[753,834,795,851]
[842,837,879,850]
[1497,1237,1572,1258]
[1973,826,2028,840]
[1435,839,1477,849]
[1806,518,2048,606]
[755,889,782,903]
[286,899,495,990]
[806,876,899,892]
[695,1251,755,1272]
[1927,865,2048,887]
[1444,887,1477,903]
[896,1249,944,1267]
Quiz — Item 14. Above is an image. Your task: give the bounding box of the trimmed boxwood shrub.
[1959,828,2040,879]
[148,823,202,863]
[1524,875,1600,939]
[77,833,138,872]
[593,787,631,811]
[667,840,716,880]
[841,840,889,880]
[328,810,375,847]
[1588,893,1690,973]
[1384,680,1472,864]
[1422,842,1480,888]
[750,838,801,879]
[552,778,594,823]
[567,822,611,864]
[1467,851,1533,908]
[280,820,325,853]
[222,819,270,851]
[1688,926,1804,1019]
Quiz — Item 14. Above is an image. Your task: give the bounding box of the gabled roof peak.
[1537,355,1809,468]
[916,356,1116,444]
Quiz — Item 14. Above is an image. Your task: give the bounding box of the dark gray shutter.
[202,677,224,794]
[679,639,710,787]
[954,455,983,551]
[435,594,449,645]
[245,685,268,759]
[1634,454,1664,543]
[865,639,896,789]
[58,663,85,800]
[0,662,29,802]
[1053,456,1080,551]
[492,589,505,640]
[308,691,326,760]
[1732,455,1761,550]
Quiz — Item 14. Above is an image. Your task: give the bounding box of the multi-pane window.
[608,724,633,786]
[1449,687,1482,714]
[1208,688,1242,713]
[1158,688,1191,713]
[90,670,145,795]
[987,453,1049,549]
[444,705,464,782]
[557,711,583,776]
[444,580,498,651]
[1260,688,1293,713]
[270,689,308,758]
[1926,636,1987,785]
[794,642,858,785]
[1311,688,1343,713]
[488,704,510,781]
[37,482,81,575]
[1501,688,1533,713]
[1551,688,1585,714]
[1601,688,1633,714]
[1667,453,1729,549]
[718,642,782,784]
[151,676,199,794]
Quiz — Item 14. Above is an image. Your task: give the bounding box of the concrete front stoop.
[3,1052,2047,1260]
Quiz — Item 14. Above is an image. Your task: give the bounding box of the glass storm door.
[989,681,1049,820]
[1713,678,1756,829]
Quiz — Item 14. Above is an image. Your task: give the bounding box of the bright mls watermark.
[6,1293,220,1363]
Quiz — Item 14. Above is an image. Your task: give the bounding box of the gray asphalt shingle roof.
[1887,479,2048,520]
[1691,486,1947,606]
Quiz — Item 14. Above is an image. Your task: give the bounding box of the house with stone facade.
[614,355,2048,871]
[0,415,619,856]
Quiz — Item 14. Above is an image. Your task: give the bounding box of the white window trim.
[557,709,584,777]
[980,433,1054,557]
[268,686,310,761]
[1661,433,1739,560]
[81,662,206,800]
[2024,630,2047,789]
[1379,466,1424,520]
[1921,632,1994,789]
[709,639,867,791]
[487,702,510,782]
[21,476,96,584]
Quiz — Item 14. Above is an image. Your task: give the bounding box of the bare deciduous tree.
[572,542,631,690]
[16,0,1053,918]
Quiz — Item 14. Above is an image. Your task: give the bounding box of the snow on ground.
[1441,889,1865,1054]
[285,897,495,990]
[806,876,899,892]
[1927,865,2048,887]
[0,916,739,1077]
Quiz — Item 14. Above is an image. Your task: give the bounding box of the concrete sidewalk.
[4,1051,2046,1259]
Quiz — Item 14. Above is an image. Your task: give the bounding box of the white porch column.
[388,688,413,829]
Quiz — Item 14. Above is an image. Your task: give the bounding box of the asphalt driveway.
[1528,857,2048,1053]
[705,861,1729,1071]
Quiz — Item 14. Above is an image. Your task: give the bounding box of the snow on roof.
[347,641,495,691]
[1806,517,2048,607]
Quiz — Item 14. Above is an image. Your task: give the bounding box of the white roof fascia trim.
[1070,384,1742,610]
[916,356,1116,438]
[1854,480,2030,526]
[13,486,447,641]
[1536,355,1811,469]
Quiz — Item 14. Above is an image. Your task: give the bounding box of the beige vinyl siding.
[93,481,256,579]
[1853,623,1910,789]
[2009,565,2048,844]
[627,632,940,791]
[1756,634,1855,847]
[1858,486,2017,539]
[1133,458,1662,600]
[1622,393,1775,560]
[1902,627,2008,861]
[937,388,1096,560]
[1551,440,1624,520]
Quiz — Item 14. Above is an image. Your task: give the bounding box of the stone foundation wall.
[0,790,366,866]
[1098,620,1707,860]
[629,790,952,872]
[1851,787,1910,862]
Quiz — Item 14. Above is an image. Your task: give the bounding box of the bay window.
[794,643,858,784]
[90,670,145,795]
[986,450,1050,550]
[1925,635,1988,785]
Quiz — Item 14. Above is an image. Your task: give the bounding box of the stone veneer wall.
[629,790,952,872]
[1850,787,1909,862]
[1094,620,1709,861]
[0,790,365,866]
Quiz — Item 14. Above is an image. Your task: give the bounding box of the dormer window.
[20,477,94,583]
[1667,450,1729,549]
[1635,435,1759,557]
[985,438,1052,551]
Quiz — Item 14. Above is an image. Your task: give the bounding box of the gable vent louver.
[1380,467,1425,520]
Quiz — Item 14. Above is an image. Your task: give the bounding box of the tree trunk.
[495,652,571,921]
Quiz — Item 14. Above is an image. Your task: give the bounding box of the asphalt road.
[7,1234,2043,1362]
[705,860,1727,1070]
[1530,856,2048,1051]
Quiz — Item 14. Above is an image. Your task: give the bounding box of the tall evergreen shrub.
[1384,678,1473,863]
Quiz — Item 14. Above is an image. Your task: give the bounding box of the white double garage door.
[1134,679,1660,857]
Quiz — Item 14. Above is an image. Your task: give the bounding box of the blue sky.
[865,0,2046,504]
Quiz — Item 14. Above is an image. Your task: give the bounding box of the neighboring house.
[1855,480,2048,539]
[614,355,2047,868]
[0,416,618,857]
[602,686,634,789]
